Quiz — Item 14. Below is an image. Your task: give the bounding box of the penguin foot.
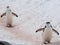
[43,42,48,44]
[43,41,50,44]
[9,24,12,27]
[48,41,50,43]
[7,24,12,27]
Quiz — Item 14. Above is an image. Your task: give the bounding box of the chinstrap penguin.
[1,6,18,27]
[35,22,59,44]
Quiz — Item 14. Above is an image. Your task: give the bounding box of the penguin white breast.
[42,28,53,41]
[6,9,12,16]
[6,9,13,24]
[6,11,12,20]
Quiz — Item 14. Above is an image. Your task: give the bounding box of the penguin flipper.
[35,28,45,32]
[1,13,6,17]
[52,29,59,35]
[12,12,18,17]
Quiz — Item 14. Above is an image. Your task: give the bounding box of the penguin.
[0,41,11,45]
[1,6,18,27]
[35,22,59,44]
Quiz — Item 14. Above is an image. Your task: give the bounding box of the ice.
[0,0,60,45]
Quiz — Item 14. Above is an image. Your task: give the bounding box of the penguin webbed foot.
[9,25,12,27]
[43,42,48,44]
[43,41,50,44]
[7,24,12,27]
[48,41,50,43]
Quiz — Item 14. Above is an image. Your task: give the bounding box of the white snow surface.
[0,0,60,45]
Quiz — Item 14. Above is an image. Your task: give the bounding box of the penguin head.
[45,22,52,28]
[46,22,50,24]
[6,6,11,12]
[6,6,10,8]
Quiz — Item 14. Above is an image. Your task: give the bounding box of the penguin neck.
[6,8,11,13]
[46,24,51,29]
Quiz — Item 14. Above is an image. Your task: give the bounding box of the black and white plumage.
[1,6,18,27]
[36,22,59,44]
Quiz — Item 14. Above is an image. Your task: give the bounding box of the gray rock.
[0,41,11,45]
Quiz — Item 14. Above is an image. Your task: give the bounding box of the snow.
[0,0,60,45]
